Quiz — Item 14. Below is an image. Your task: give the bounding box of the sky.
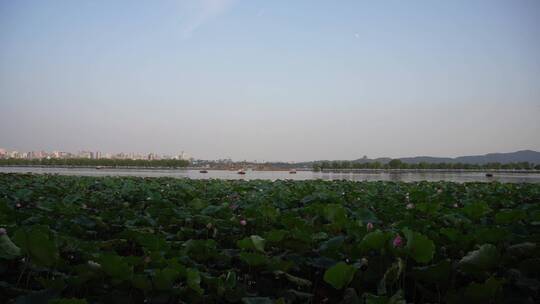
[1,0,539,162]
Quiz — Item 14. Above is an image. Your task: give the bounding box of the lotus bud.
[393,235,404,248]
[240,219,247,226]
[16,203,22,208]
[366,222,374,231]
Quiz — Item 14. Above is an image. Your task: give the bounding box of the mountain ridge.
[367,150,540,164]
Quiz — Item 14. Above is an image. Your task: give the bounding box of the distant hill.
[292,150,540,168]
[397,150,540,164]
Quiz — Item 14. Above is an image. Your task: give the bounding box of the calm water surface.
[1,167,540,183]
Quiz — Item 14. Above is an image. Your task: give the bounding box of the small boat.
[289,169,297,174]
[485,173,493,177]
[95,166,104,170]
[237,169,246,175]
[199,170,208,173]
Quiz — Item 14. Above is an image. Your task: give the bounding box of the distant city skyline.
[1,1,539,161]
[0,147,192,161]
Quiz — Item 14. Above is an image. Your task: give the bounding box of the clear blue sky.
[1,0,539,161]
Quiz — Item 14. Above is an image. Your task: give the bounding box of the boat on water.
[237,169,246,175]
[485,173,494,177]
[289,169,297,174]
[95,166,105,170]
[199,170,208,173]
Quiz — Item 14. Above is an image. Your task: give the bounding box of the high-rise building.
[177,151,190,160]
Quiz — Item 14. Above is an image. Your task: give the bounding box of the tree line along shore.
[1,158,539,171]
[313,159,540,171]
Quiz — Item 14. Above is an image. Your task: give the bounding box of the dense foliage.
[313,160,540,171]
[0,158,190,168]
[1,174,539,303]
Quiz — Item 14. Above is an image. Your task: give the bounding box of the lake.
[1,166,540,183]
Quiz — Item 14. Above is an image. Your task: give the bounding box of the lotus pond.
[1,173,539,304]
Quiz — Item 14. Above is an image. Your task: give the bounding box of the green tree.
[388,159,403,169]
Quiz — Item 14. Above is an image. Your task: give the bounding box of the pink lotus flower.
[393,235,404,248]
[453,203,459,208]
[240,219,247,226]
[15,203,22,208]
[366,222,374,231]
[0,228,6,236]
[406,203,415,209]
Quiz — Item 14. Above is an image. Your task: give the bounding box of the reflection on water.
[1,166,540,183]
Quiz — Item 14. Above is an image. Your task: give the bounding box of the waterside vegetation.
[1,174,539,303]
[313,160,540,171]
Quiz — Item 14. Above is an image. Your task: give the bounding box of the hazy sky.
[1,0,539,161]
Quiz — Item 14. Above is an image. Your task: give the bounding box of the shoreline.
[0,165,539,174]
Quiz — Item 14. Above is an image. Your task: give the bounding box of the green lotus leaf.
[48,298,88,304]
[412,259,452,283]
[239,252,268,267]
[356,208,379,224]
[0,233,21,260]
[132,274,152,291]
[265,230,288,243]
[13,226,59,267]
[323,262,357,289]
[99,253,133,281]
[237,235,266,252]
[241,298,273,304]
[495,209,526,224]
[403,228,435,264]
[360,230,390,251]
[458,244,500,274]
[186,268,203,295]
[153,268,180,290]
[506,242,537,260]
[319,235,345,253]
[323,204,348,225]
[464,276,504,302]
[462,202,491,220]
